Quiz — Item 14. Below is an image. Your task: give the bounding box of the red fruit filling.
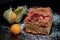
[30,13,40,20]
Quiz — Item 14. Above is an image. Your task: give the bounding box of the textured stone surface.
[0,13,60,40]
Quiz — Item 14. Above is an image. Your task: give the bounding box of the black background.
[0,0,60,12]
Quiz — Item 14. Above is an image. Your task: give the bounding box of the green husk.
[3,8,14,24]
[14,5,26,23]
[3,5,26,24]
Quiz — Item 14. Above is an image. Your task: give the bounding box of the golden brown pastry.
[24,7,52,35]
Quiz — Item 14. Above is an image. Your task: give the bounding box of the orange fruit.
[12,12,17,21]
[10,24,22,35]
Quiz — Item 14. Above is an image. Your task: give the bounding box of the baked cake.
[24,7,52,35]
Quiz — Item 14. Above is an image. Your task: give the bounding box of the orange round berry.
[10,24,22,35]
[12,12,17,21]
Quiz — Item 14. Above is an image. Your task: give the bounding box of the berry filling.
[30,13,40,20]
[30,13,50,20]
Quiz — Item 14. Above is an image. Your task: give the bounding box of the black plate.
[0,0,60,40]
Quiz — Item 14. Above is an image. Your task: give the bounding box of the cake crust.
[24,7,52,35]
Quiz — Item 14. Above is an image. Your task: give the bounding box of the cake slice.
[24,7,52,35]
